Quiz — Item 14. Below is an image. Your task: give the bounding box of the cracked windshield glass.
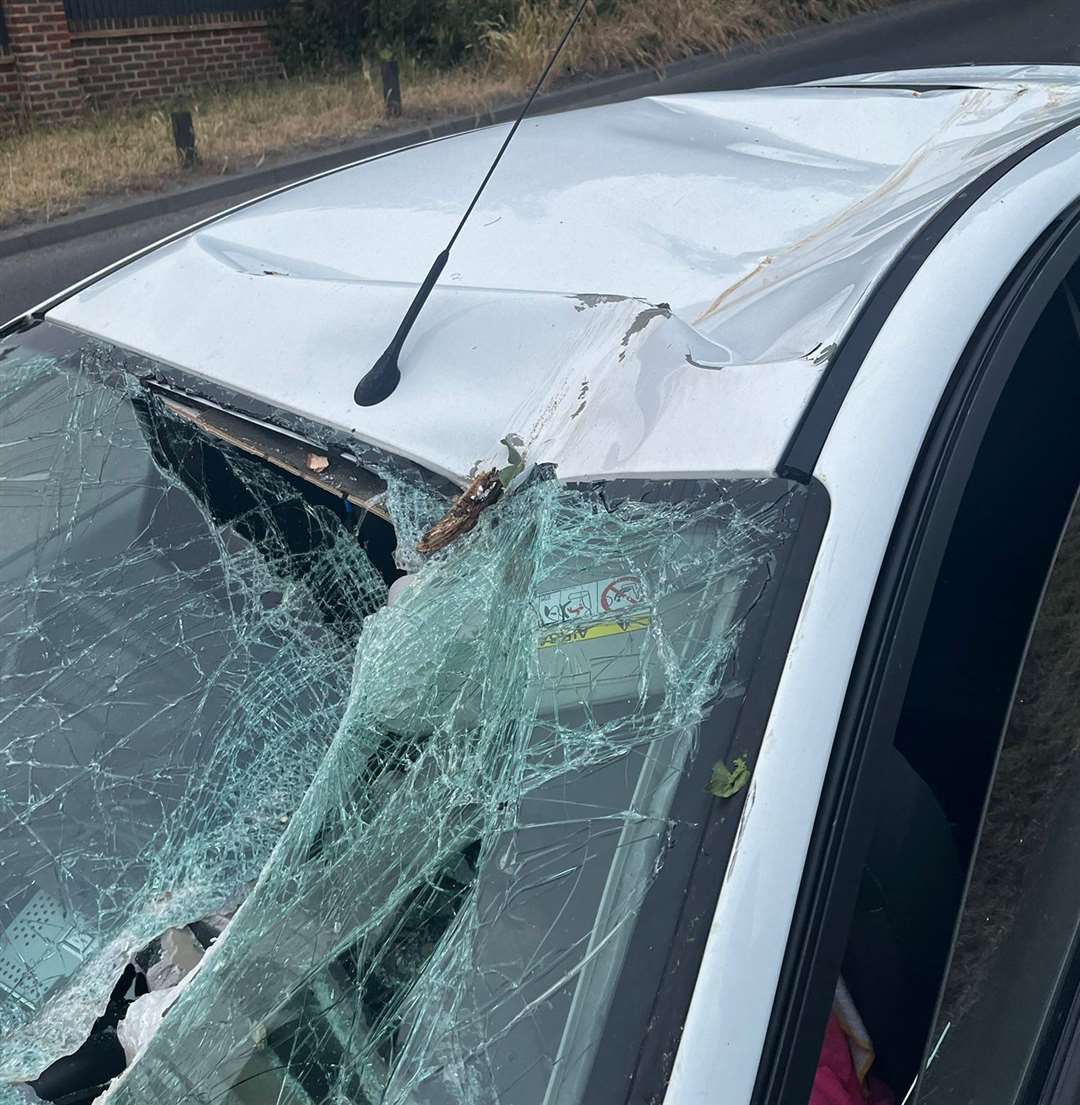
[0,324,809,1105]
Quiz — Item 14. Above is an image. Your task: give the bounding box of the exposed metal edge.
[778,110,1080,483]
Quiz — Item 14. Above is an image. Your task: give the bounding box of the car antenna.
[353,0,591,407]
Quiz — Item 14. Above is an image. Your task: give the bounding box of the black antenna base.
[354,345,401,406]
[354,247,450,407]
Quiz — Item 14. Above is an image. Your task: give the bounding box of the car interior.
[809,263,1080,1102]
[5,381,403,1105]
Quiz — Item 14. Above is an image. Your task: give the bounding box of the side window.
[920,486,1080,1102]
[801,268,1080,1105]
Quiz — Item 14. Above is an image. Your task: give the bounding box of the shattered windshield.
[0,324,811,1105]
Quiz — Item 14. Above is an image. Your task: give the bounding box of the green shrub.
[271,0,520,73]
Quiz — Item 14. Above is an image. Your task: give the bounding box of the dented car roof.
[46,64,1080,485]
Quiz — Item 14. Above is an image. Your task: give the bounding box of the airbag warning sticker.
[535,575,650,648]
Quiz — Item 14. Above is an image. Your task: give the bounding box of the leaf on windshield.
[706,755,750,798]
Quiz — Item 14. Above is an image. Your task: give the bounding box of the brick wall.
[71,14,282,109]
[4,1,85,122]
[0,53,19,125]
[0,3,283,124]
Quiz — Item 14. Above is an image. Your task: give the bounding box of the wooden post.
[381,57,401,118]
[170,110,197,169]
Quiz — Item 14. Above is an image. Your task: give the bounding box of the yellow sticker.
[538,615,652,649]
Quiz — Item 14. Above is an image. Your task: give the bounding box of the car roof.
[48,65,1080,486]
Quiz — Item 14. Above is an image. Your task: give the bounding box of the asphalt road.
[4,0,1080,320]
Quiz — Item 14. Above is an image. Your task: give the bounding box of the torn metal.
[0,331,804,1104]
[156,392,389,519]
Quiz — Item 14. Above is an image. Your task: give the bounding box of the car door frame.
[753,187,1080,1105]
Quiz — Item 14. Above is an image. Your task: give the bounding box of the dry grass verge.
[2,0,888,227]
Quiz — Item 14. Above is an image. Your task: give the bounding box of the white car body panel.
[668,117,1080,1105]
[47,69,1080,485]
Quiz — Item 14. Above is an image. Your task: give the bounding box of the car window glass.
[917,496,1080,1103]
[0,326,811,1105]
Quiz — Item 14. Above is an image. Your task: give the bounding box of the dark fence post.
[381,57,401,117]
[170,109,197,168]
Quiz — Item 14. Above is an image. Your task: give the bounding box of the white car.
[3,63,1080,1105]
